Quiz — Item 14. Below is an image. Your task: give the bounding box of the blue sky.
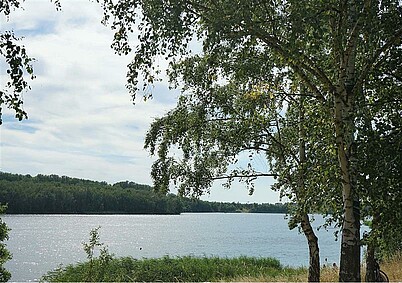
[0,0,279,203]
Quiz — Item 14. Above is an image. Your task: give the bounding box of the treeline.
[0,172,287,214]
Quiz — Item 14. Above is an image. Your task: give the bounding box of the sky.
[0,0,280,203]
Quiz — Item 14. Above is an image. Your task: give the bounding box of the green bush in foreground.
[0,205,11,282]
[42,255,306,282]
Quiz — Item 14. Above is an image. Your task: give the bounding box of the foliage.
[82,227,113,281]
[145,84,281,197]
[0,1,36,124]
[0,172,287,214]
[0,205,11,282]
[269,95,343,229]
[356,51,402,260]
[98,0,402,280]
[143,80,330,281]
[0,0,62,124]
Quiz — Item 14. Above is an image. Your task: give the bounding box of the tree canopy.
[98,0,402,281]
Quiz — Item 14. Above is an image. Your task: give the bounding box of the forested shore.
[0,172,286,214]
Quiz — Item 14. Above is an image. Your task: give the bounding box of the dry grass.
[228,267,339,282]
[219,266,309,282]
[320,266,339,282]
[381,252,402,282]
[226,275,304,282]
[229,253,402,282]
[223,273,308,282]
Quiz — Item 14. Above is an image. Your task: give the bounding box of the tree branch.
[211,172,278,181]
[357,28,402,91]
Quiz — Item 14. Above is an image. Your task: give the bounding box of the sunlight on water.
[4,213,344,281]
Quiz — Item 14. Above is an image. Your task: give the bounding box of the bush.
[0,205,11,282]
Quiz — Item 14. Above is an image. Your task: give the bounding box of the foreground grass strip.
[42,256,306,282]
[43,253,402,282]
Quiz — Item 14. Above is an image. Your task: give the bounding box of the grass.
[230,254,402,282]
[42,253,402,282]
[42,255,306,282]
[380,252,402,282]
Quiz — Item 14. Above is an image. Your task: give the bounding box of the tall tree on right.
[356,45,402,281]
[99,1,402,281]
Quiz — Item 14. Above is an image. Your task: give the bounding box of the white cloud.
[0,0,279,203]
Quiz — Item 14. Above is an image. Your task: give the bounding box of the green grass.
[42,251,402,282]
[42,255,307,282]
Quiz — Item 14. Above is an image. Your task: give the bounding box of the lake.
[3,213,342,282]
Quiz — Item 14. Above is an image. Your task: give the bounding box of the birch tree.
[144,79,330,281]
[99,0,402,281]
[356,46,402,280]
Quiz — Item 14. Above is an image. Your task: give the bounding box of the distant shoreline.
[4,211,287,215]
[0,172,288,215]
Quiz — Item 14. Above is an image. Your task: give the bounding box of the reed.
[43,256,303,282]
[43,253,402,282]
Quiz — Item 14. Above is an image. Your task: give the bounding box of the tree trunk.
[366,213,380,282]
[366,241,376,282]
[301,214,320,282]
[339,197,361,282]
[298,93,320,282]
[332,1,362,279]
[335,93,361,282]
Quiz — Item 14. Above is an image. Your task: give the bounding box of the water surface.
[4,213,341,281]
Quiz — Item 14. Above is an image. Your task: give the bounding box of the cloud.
[0,0,279,203]
[1,0,174,182]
